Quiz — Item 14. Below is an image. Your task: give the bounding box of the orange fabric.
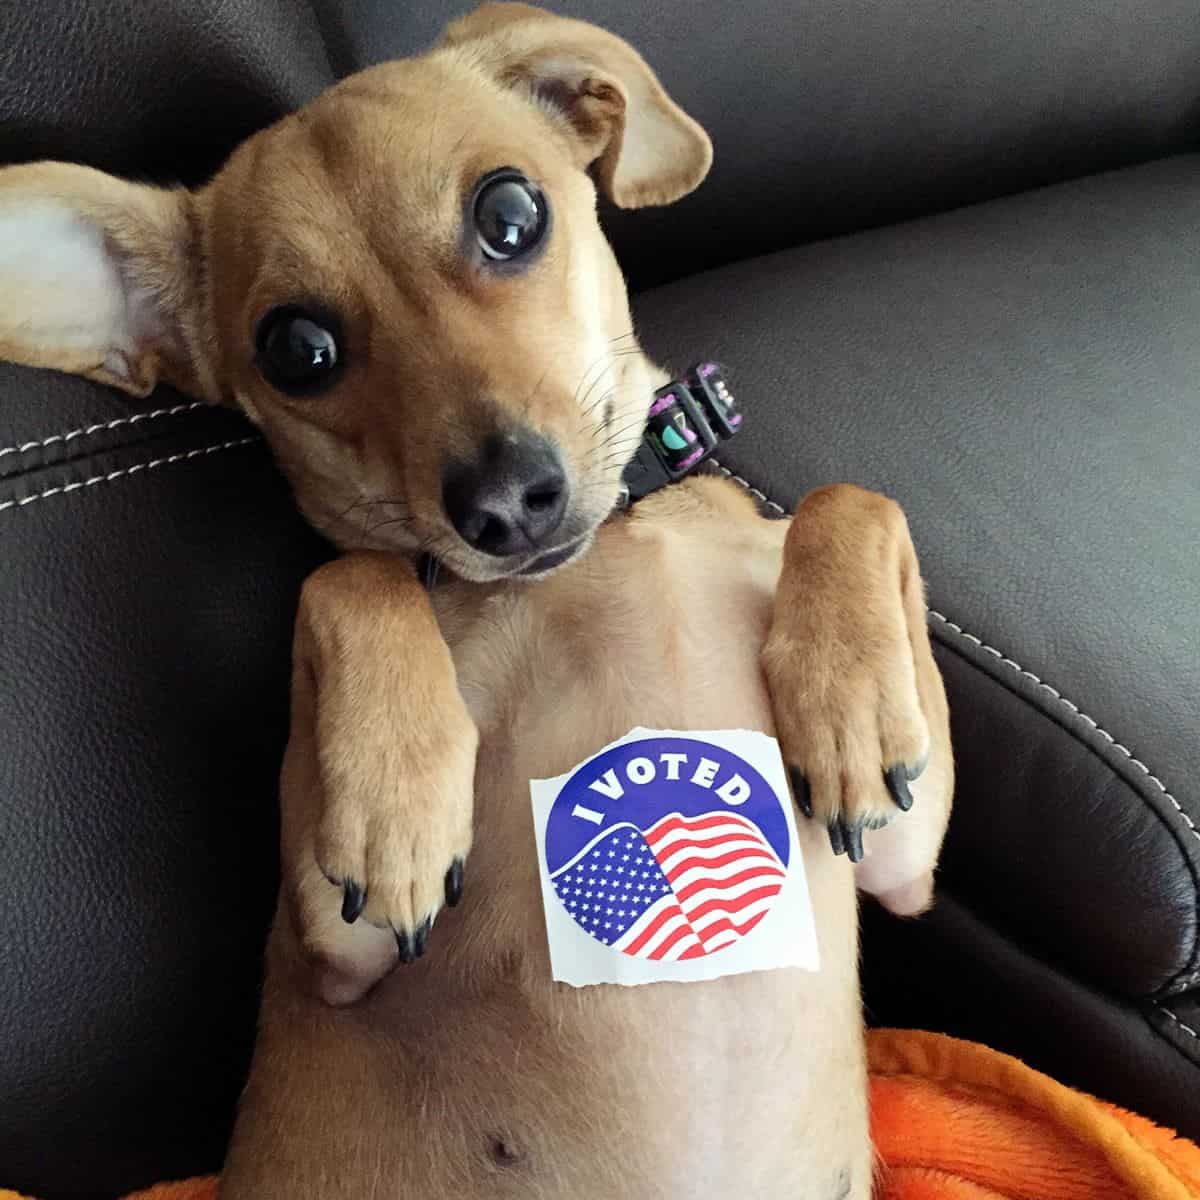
[869,1028,1200,1199]
[5,1029,1199,1199]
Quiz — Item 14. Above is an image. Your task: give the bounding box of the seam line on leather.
[1156,1002,1199,1042]
[713,458,1200,992]
[925,608,1199,848]
[0,400,208,461]
[0,437,260,513]
[709,460,788,515]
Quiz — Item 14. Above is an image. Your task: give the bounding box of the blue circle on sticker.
[543,736,790,961]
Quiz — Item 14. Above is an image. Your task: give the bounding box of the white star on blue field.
[551,827,672,945]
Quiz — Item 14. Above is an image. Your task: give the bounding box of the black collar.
[618,361,742,506]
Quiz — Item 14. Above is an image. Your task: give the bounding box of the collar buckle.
[618,362,742,506]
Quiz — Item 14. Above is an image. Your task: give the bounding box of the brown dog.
[0,5,952,1196]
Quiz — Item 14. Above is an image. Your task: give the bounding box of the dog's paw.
[764,631,929,862]
[313,711,477,963]
[763,486,930,862]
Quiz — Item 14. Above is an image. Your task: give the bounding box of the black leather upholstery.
[2,1,1198,1196]
[635,155,1200,1000]
[631,159,1200,1134]
[0,382,328,1197]
[1,0,332,183]
[314,0,1200,288]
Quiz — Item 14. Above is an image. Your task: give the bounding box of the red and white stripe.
[613,811,786,960]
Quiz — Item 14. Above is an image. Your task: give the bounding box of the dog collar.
[618,361,742,506]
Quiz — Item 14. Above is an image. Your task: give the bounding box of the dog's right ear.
[0,162,216,400]
[440,3,712,209]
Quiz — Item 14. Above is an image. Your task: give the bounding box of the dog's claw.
[884,765,915,811]
[340,880,366,924]
[844,822,864,863]
[413,916,433,959]
[445,858,465,908]
[829,817,865,862]
[395,928,416,965]
[788,767,813,819]
[828,820,846,856]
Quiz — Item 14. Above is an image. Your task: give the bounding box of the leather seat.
[2,1,1198,1195]
[634,153,1200,1131]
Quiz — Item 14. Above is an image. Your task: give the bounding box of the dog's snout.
[442,430,568,557]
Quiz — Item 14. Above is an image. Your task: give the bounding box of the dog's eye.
[473,171,548,262]
[255,306,342,395]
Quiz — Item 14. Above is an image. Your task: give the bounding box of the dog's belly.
[352,924,867,1200]
[391,500,868,1195]
[226,492,871,1199]
[386,773,864,1194]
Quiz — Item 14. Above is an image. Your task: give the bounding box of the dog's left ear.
[440,3,712,208]
[0,162,216,400]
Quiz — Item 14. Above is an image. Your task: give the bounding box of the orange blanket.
[6,1029,1199,1200]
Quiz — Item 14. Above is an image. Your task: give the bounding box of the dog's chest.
[435,512,781,748]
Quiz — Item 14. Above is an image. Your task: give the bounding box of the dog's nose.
[442,430,568,557]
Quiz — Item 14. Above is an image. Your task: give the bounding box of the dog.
[0,5,953,1196]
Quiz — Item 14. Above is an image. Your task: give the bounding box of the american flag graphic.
[550,810,786,960]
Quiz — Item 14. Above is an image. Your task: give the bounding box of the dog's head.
[0,4,710,580]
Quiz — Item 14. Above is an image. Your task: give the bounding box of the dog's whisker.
[332,498,366,529]
[595,453,641,471]
[589,394,644,429]
[574,364,615,418]
[363,519,416,541]
[363,508,419,539]
[592,423,645,449]
[584,392,644,438]
[526,367,549,411]
[573,344,642,413]
[351,497,409,513]
[596,433,644,452]
[344,493,414,531]
[580,375,625,422]
[335,492,387,521]
[591,443,645,468]
[590,445,644,471]
[333,492,410,544]
[581,386,642,436]
[571,349,612,409]
[579,390,616,432]
[578,349,644,418]
[593,418,648,452]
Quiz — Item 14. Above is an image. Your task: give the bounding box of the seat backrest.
[2,3,1199,1195]
[6,0,1200,285]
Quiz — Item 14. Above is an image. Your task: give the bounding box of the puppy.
[0,5,952,1197]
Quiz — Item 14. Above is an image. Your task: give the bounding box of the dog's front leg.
[278,552,477,1005]
[762,485,953,914]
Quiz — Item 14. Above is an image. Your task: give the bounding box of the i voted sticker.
[530,728,819,987]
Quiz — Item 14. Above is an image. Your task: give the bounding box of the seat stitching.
[0,401,208,460]
[711,457,1200,991]
[1156,1002,1200,1042]
[709,460,787,515]
[0,436,260,514]
[925,608,1199,852]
